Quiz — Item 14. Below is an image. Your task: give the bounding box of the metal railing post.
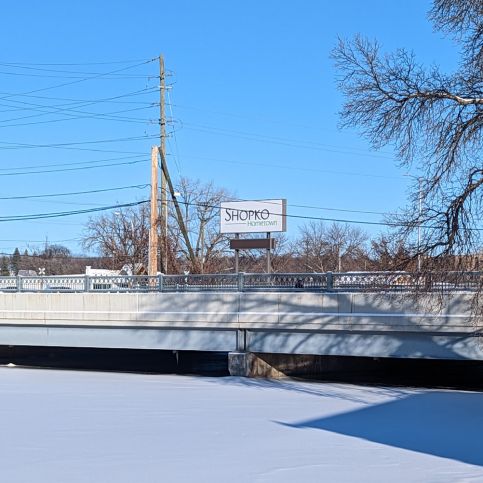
[158,274,163,292]
[237,272,245,292]
[326,272,333,291]
[84,275,90,292]
[17,275,21,292]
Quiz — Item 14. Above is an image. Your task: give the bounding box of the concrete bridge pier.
[228,351,332,378]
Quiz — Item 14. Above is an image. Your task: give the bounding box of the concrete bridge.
[0,286,480,376]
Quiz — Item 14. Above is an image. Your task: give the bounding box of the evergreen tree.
[11,248,20,275]
[0,256,9,276]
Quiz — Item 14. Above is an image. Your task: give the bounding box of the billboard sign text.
[220,199,287,234]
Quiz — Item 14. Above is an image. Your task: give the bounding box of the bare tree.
[295,221,368,272]
[169,178,233,273]
[326,223,369,271]
[83,203,150,272]
[369,234,413,271]
[332,0,482,265]
[236,233,294,273]
[296,221,329,272]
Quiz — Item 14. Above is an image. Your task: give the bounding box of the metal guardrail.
[0,271,480,293]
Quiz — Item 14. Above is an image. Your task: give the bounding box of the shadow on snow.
[279,391,483,466]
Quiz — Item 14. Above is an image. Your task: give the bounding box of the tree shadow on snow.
[210,376,412,404]
[279,391,483,466]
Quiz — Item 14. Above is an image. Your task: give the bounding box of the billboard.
[220,199,287,234]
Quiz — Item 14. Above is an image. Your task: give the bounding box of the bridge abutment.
[228,351,337,378]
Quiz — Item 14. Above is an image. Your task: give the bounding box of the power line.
[227,197,395,217]
[0,58,155,66]
[0,158,149,177]
[0,89,159,106]
[0,154,146,172]
[4,195,476,232]
[0,200,149,222]
[0,69,153,79]
[178,154,402,180]
[0,196,480,235]
[0,103,157,128]
[183,122,395,160]
[0,62,155,76]
[0,250,110,259]
[0,237,79,243]
[175,199,483,232]
[0,58,157,101]
[0,89,158,127]
[170,102,395,157]
[166,89,183,177]
[0,110,155,129]
[0,134,157,151]
[0,183,149,200]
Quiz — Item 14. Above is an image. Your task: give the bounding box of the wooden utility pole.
[148,146,159,276]
[158,147,198,272]
[159,55,168,274]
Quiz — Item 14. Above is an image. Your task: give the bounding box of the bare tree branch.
[332,2,482,262]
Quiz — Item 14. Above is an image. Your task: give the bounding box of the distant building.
[119,263,147,276]
[17,270,37,277]
[85,264,147,277]
[85,266,118,277]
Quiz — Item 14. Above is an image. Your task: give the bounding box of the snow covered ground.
[0,367,482,482]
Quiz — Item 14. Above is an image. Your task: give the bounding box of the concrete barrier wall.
[0,291,476,330]
[0,291,479,359]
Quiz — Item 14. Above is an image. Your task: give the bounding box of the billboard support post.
[235,234,239,274]
[266,232,271,274]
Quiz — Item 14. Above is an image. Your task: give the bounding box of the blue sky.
[0,0,459,255]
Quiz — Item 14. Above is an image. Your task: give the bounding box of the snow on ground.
[0,367,482,483]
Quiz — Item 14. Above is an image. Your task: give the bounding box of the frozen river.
[0,367,482,482]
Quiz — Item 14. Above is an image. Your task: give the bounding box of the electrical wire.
[0,58,154,66]
[0,58,157,101]
[0,237,80,243]
[0,200,149,222]
[0,158,149,176]
[179,154,402,180]
[183,122,395,160]
[0,251,112,259]
[226,197,394,217]
[170,102,395,157]
[174,199,483,232]
[0,70,153,79]
[166,89,183,177]
[0,134,157,151]
[0,90,159,106]
[0,154,146,172]
[1,195,479,232]
[0,106,156,129]
[0,183,149,200]
[0,101,156,123]
[0,88,158,126]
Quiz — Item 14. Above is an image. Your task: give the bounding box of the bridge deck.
[0,291,480,361]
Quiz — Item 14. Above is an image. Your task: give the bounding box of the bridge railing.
[162,273,239,292]
[0,271,480,293]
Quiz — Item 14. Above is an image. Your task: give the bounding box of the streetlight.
[404,174,423,271]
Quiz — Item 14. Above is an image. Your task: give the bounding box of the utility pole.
[159,54,168,274]
[158,147,198,272]
[417,177,422,272]
[148,146,159,276]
